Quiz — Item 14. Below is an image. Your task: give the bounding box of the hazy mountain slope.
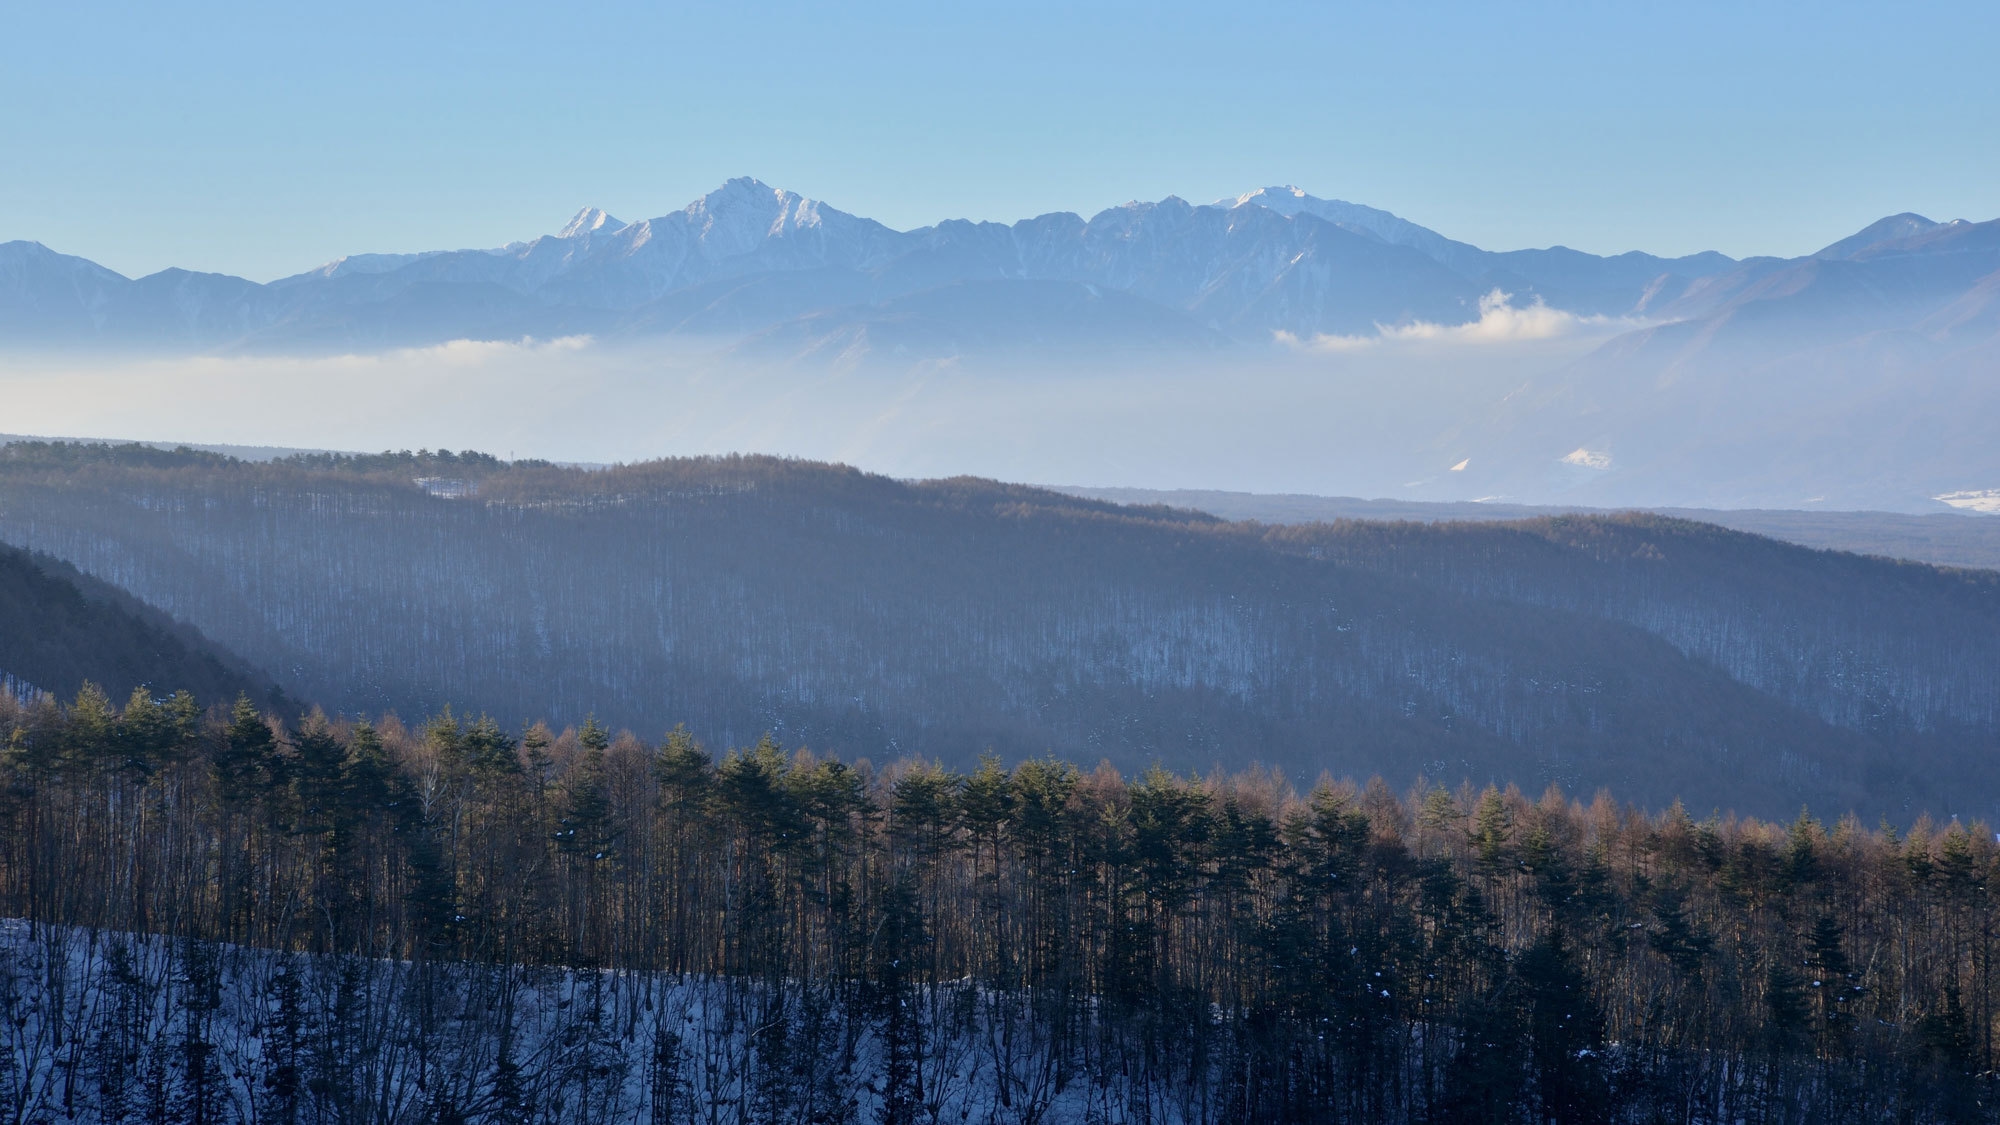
[1222,186,1495,275]
[0,540,275,704]
[1448,216,2000,510]
[0,240,131,342]
[1813,211,1941,260]
[1059,487,2000,572]
[1216,186,1738,314]
[738,279,1227,360]
[618,267,886,336]
[1652,219,2000,333]
[3,443,1997,818]
[1484,245,1739,317]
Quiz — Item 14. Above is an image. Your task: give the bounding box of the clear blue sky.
[4,0,1995,281]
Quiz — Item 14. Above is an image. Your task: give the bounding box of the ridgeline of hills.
[4,441,1998,821]
[0,539,274,705]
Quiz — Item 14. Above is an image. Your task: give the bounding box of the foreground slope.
[2,443,1995,818]
[1,740,1985,1125]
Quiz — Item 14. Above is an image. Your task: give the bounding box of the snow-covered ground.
[0,919,1197,1125]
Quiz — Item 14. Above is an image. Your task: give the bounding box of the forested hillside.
[3,693,1995,1123]
[0,538,274,704]
[3,442,1997,819]
[1272,516,2000,736]
[1064,486,2000,572]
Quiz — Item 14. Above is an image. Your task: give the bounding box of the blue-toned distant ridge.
[0,178,1755,354]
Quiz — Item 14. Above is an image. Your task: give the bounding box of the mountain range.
[0,177,1863,354]
[7,179,1991,359]
[7,180,1999,513]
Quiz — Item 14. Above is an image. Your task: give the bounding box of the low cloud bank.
[1937,490,2000,514]
[1280,290,1653,351]
[0,335,1575,498]
[5,321,1977,512]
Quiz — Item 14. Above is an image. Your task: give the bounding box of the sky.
[3,0,1997,281]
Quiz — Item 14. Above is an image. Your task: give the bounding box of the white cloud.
[415,335,594,366]
[1936,490,2000,514]
[297,334,596,370]
[100,335,601,383]
[1280,290,1649,351]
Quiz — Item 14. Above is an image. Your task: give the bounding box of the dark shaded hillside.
[1,442,1994,818]
[1270,515,2000,732]
[0,540,276,704]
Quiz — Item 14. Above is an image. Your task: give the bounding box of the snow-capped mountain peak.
[1220,185,1413,232]
[1811,212,1939,260]
[1223,185,1314,211]
[558,207,625,239]
[683,176,774,217]
[1219,186,1492,273]
[657,177,906,270]
[681,177,804,255]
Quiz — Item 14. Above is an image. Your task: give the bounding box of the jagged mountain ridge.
[0,178,1749,353]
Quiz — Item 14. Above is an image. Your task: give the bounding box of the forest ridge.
[3,441,2000,820]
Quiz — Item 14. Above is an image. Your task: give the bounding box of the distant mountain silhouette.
[10,180,1991,375]
[1,178,1750,355]
[7,180,1987,377]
